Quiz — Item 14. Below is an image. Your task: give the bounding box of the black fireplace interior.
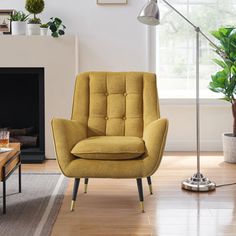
[0,68,45,163]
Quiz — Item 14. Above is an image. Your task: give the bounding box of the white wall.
[0,0,232,151]
[160,99,232,151]
[0,0,147,72]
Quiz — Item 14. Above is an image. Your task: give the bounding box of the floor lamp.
[138,0,217,192]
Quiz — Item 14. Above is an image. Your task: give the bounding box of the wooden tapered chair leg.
[136,178,145,213]
[147,176,153,195]
[71,178,80,211]
[84,178,89,193]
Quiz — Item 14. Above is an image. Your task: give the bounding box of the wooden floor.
[24,153,236,236]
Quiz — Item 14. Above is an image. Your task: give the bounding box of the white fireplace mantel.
[0,35,79,159]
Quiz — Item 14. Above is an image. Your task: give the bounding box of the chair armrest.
[51,118,87,175]
[143,118,169,176]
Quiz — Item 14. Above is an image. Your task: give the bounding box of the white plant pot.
[12,21,26,35]
[222,133,236,163]
[40,28,48,36]
[27,24,40,35]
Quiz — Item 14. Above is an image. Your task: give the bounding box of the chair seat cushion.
[71,136,145,160]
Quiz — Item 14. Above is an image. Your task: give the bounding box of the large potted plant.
[209,26,236,163]
[10,11,29,35]
[25,0,45,35]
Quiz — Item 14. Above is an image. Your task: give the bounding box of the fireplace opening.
[0,68,45,163]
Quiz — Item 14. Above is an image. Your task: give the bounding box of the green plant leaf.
[230,51,236,61]
[58,30,64,35]
[54,18,62,24]
[210,70,228,92]
[211,30,221,40]
[52,31,59,38]
[49,24,57,32]
[225,59,234,67]
[213,59,227,68]
[209,83,220,93]
[231,66,236,75]
[40,23,48,28]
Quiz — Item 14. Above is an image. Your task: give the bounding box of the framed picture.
[0,10,13,35]
[97,0,127,5]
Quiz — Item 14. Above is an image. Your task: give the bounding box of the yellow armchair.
[52,72,168,213]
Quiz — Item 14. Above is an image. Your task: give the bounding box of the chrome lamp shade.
[137,0,160,26]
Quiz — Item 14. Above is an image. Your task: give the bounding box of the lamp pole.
[196,27,201,182]
[138,0,217,191]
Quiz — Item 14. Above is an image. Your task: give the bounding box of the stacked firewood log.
[0,127,38,147]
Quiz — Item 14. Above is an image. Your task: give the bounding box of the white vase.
[40,28,48,36]
[12,22,26,35]
[222,133,236,163]
[27,24,40,35]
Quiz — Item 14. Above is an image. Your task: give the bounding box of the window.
[156,0,236,98]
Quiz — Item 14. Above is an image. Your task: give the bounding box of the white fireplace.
[0,35,79,159]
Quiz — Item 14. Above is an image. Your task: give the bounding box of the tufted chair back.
[71,72,160,138]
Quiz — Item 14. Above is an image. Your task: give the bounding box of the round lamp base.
[182,173,216,192]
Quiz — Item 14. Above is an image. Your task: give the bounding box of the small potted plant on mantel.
[47,17,66,38]
[10,11,29,35]
[40,23,48,35]
[25,0,45,35]
[209,26,236,163]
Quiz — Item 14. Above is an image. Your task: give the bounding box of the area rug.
[0,173,67,236]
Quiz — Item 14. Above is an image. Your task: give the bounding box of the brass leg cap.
[149,184,153,195]
[84,184,88,194]
[70,200,75,212]
[140,201,145,213]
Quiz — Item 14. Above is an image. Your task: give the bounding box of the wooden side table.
[0,143,21,214]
